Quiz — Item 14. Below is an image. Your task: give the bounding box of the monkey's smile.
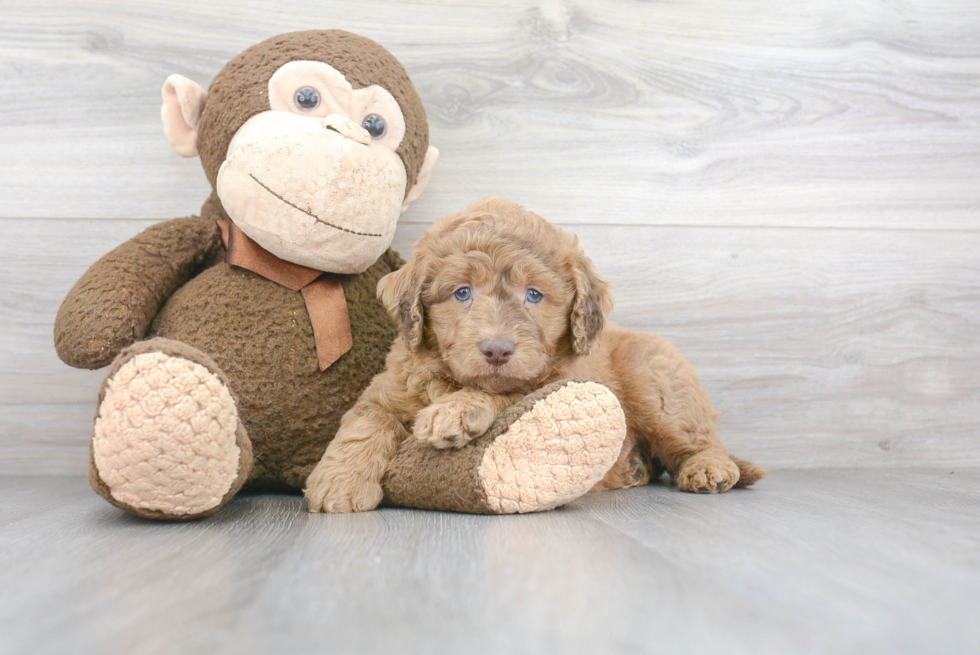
[249,174,383,238]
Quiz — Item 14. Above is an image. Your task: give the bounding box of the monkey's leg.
[383,380,625,514]
[89,338,252,520]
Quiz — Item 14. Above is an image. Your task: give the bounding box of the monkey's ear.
[401,146,439,212]
[161,74,207,157]
[569,251,613,356]
[377,257,427,350]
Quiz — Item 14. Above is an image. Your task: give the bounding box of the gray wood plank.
[1,0,979,228]
[1,470,977,655]
[0,477,306,655]
[0,404,93,476]
[1,218,978,472]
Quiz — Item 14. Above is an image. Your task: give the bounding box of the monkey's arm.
[54,215,223,369]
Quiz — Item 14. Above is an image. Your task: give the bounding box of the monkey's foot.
[383,380,625,514]
[90,339,252,520]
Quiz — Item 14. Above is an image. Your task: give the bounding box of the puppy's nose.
[480,337,515,367]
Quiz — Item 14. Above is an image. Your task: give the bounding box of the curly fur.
[304,198,764,512]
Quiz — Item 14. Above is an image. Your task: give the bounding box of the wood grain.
[1,470,978,654]
[2,218,978,473]
[0,0,979,227]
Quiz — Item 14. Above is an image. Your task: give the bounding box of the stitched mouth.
[249,174,383,238]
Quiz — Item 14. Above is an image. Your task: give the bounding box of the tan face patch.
[267,60,407,151]
[216,110,406,273]
[213,58,414,274]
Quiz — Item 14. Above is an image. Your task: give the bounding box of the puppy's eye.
[525,288,543,304]
[454,287,472,303]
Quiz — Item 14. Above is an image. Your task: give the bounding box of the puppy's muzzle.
[480,337,515,367]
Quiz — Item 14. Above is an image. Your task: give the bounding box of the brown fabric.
[382,380,581,514]
[54,216,224,369]
[217,219,352,370]
[223,220,321,291]
[196,30,429,195]
[148,242,403,490]
[89,338,253,521]
[302,277,352,370]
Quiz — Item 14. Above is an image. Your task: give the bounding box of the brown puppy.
[305,198,764,512]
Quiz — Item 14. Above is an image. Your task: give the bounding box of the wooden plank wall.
[1,0,978,474]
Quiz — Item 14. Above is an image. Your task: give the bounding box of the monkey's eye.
[361,114,387,139]
[294,86,321,112]
[525,288,543,304]
[454,287,472,303]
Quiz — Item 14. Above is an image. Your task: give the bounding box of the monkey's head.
[161,30,438,274]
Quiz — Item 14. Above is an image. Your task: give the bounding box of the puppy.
[305,198,764,513]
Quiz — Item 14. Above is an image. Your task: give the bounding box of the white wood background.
[1,0,978,473]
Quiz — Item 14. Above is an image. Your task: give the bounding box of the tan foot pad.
[383,380,626,514]
[93,351,242,517]
[478,381,625,513]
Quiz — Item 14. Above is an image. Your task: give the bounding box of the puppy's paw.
[304,460,384,513]
[414,398,496,450]
[676,451,741,493]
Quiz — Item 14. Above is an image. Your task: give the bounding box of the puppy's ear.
[569,251,613,356]
[378,257,426,350]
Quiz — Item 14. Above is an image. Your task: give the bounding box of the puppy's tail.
[732,456,766,488]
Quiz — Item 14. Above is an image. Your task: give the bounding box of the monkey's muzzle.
[215,111,407,274]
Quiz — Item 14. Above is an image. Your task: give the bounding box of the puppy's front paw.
[676,451,741,493]
[414,398,496,450]
[304,460,384,513]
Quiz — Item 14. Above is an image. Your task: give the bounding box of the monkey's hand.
[54,216,223,369]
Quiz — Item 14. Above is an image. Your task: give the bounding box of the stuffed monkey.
[54,30,627,519]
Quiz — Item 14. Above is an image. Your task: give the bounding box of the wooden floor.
[1,469,977,655]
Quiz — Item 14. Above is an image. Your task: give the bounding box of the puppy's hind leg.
[614,333,764,493]
[590,431,657,492]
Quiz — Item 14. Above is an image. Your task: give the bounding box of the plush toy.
[54,30,628,519]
